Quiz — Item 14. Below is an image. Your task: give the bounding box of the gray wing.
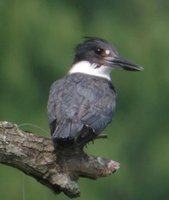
[47,76,116,140]
[47,78,84,139]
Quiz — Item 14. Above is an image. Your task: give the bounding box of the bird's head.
[69,37,143,80]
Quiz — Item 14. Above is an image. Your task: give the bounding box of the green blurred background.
[0,0,169,199]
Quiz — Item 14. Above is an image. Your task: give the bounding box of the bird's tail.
[52,120,83,142]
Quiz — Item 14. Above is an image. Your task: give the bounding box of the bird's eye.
[95,48,104,55]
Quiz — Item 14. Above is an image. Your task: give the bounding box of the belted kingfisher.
[47,37,143,147]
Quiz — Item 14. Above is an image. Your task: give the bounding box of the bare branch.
[0,121,120,198]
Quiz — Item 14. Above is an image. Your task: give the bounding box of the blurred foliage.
[0,0,169,200]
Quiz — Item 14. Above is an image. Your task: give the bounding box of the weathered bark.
[0,121,120,198]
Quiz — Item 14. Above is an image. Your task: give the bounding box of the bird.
[47,37,143,148]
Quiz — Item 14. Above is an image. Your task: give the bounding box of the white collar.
[69,61,112,81]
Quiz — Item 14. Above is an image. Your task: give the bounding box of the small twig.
[95,133,108,140]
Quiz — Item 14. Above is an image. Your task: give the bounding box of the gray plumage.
[47,73,116,141]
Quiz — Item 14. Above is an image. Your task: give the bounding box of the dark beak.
[106,56,143,71]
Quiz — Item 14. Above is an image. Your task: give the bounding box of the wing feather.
[47,74,116,140]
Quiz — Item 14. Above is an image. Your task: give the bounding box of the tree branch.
[0,121,120,198]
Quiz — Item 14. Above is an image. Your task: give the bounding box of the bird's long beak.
[106,56,144,71]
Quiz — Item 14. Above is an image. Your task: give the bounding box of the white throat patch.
[69,61,112,80]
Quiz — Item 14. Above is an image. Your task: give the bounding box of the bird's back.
[47,73,116,143]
